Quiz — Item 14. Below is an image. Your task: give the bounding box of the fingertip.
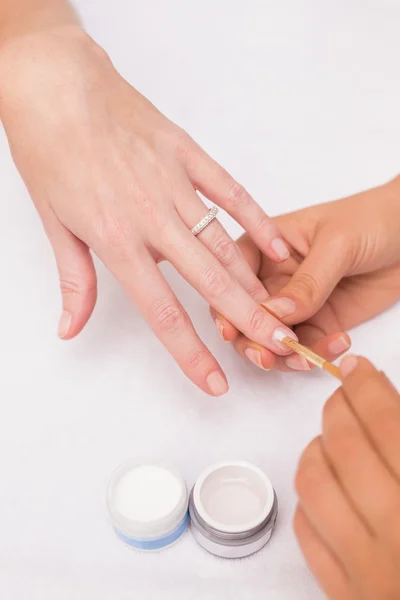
[57,310,72,340]
[339,354,358,378]
[206,371,229,396]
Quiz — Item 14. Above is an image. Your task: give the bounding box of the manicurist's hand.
[294,356,400,600]
[212,180,400,371]
[0,1,296,396]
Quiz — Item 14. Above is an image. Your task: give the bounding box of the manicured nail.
[207,371,229,396]
[285,354,311,371]
[272,328,298,351]
[328,336,351,355]
[340,355,358,378]
[262,297,296,319]
[58,310,71,339]
[271,237,290,261]
[215,317,227,341]
[244,347,269,370]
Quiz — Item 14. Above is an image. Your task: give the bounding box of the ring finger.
[175,188,269,303]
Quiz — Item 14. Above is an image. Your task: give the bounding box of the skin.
[294,356,400,600]
[0,0,305,398]
[212,178,400,371]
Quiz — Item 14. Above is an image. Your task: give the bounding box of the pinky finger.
[293,507,354,600]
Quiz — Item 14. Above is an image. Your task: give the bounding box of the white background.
[1,1,400,598]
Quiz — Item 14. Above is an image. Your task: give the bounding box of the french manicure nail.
[272,328,298,351]
[285,354,311,371]
[244,347,269,371]
[340,355,358,378]
[57,310,71,339]
[271,237,290,261]
[328,336,351,355]
[207,371,229,396]
[215,317,226,342]
[262,297,296,318]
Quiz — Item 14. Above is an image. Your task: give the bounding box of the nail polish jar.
[106,459,189,551]
[189,461,278,558]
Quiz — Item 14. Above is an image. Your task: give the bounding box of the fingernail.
[262,297,296,318]
[207,371,229,396]
[272,328,298,351]
[244,347,269,371]
[58,310,71,339]
[271,237,290,261]
[215,317,227,341]
[285,354,311,371]
[340,355,358,378]
[328,336,351,355]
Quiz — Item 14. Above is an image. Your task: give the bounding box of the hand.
[294,356,400,600]
[211,180,400,371]
[0,25,296,396]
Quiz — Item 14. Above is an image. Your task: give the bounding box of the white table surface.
[1,1,399,598]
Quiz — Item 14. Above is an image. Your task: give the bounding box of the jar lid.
[106,459,189,550]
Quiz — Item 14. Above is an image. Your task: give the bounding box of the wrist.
[0,0,79,46]
[0,26,108,119]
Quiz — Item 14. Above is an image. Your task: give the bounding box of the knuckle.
[253,214,274,234]
[295,437,325,499]
[173,128,192,163]
[94,213,131,253]
[247,306,267,334]
[185,348,210,371]
[245,280,268,300]
[200,265,233,297]
[209,234,240,267]
[60,275,96,297]
[134,190,156,217]
[226,181,250,211]
[292,271,321,304]
[149,298,188,334]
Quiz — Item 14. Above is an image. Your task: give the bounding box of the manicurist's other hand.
[212,180,400,371]
[0,9,298,395]
[294,356,400,600]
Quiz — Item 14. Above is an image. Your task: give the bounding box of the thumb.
[46,218,97,339]
[262,233,350,324]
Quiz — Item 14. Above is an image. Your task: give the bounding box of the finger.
[185,141,290,262]
[157,217,296,355]
[46,216,97,339]
[293,508,353,600]
[233,333,277,371]
[175,189,269,302]
[339,356,400,495]
[209,307,239,344]
[322,382,400,536]
[261,231,351,325]
[295,436,373,573]
[96,244,228,397]
[232,327,350,373]
[208,233,264,343]
[275,329,351,372]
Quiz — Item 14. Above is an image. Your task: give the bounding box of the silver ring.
[191,206,219,236]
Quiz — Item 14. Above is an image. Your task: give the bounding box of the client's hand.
[211,180,400,371]
[0,25,294,395]
[294,357,400,600]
